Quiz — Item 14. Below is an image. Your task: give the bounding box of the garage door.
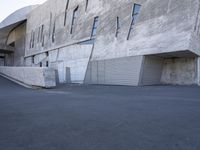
[85,56,144,86]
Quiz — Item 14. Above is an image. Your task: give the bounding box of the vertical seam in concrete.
[104,60,105,84]
[97,60,99,84]
[194,0,200,32]
[56,48,59,62]
[197,57,200,85]
[167,0,171,14]
[83,43,95,83]
[49,12,52,38]
[138,55,145,86]
[160,59,164,84]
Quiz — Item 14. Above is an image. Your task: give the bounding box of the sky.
[0,0,47,22]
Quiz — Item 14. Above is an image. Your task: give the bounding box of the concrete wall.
[0,67,56,88]
[52,44,93,83]
[25,44,93,83]
[24,0,198,59]
[161,58,197,85]
[189,0,200,56]
[90,0,198,61]
[20,0,200,86]
[1,0,200,86]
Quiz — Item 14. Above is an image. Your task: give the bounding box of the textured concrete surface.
[161,58,197,85]
[0,67,56,88]
[0,76,200,150]
[20,0,200,86]
[24,0,199,58]
[1,0,200,86]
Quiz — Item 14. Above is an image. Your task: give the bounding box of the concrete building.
[1,0,200,86]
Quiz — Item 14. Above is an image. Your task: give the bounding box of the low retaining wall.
[0,67,56,88]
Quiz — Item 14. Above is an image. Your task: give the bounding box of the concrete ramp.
[0,67,56,88]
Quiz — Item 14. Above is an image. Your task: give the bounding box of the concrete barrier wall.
[0,67,56,88]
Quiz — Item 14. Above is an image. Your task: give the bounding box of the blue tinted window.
[91,16,99,38]
[127,3,141,40]
[71,6,79,34]
[132,4,141,16]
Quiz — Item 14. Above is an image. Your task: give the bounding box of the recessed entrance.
[140,51,198,86]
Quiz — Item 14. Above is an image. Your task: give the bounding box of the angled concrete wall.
[0,67,56,88]
[25,44,93,83]
[140,56,164,86]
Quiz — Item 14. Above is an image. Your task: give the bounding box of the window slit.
[49,12,52,37]
[52,20,56,43]
[32,31,35,48]
[46,61,49,67]
[64,0,69,26]
[127,4,141,40]
[29,31,33,49]
[42,35,45,47]
[37,27,41,42]
[85,0,89,11]
[91,16,99,39]
[115,17,120,38]
[40,25,44,42]
[70,6,79,34]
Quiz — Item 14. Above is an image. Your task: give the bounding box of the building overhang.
[0,49,14,54]
[0,5,38,50]
[0,44,14,54]
[147,50,198,58]
[0,5,38,29]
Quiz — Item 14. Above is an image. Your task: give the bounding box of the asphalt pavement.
[0,76,200,150]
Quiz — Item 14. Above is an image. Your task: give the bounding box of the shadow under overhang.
[0,45,14,54]
[0,20,26,54]
[0,20,26,38]
[146,50,198,58]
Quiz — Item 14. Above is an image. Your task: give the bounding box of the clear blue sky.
[0,0,47,22]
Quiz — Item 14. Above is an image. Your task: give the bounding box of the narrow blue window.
[127,4,141,40]
[91,16,99,38]
[64,0,69,26]
[70,6,79,34]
